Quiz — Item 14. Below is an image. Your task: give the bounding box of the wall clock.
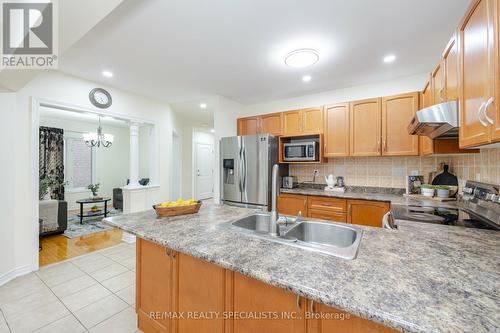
[89,88,112,109]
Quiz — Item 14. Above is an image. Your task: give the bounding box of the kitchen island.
[104,202,500,333]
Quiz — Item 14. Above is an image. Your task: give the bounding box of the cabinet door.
[324,103,350,157]
[443,34,459,101]
[177,253,226,333]
[432,63,445,104]
[277,194,308,216]
[490,0,500,141]
[458,0,494,147]
[302,107,323,134]
[237,117,259,136]
[137,238,175,333]
[382,92,419,156]
[233,272,306,333]
[307,302,399,333]
[419,79,435,156]
[282,110,303,136]
[349,98,382,156]
[347,200,390,228]
[260,113,282,136]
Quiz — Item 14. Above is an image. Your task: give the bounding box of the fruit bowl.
[153,199,202,217]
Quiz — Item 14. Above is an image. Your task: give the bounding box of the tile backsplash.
[289,148,500,189]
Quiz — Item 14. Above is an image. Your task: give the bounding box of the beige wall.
[290,148,500,189]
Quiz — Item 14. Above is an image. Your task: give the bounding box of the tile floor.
[0,242,140,333]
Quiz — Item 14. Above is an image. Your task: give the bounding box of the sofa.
[39,200,67,237]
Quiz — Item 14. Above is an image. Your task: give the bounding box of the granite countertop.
[280,187,459,208]
[104,203,500,333]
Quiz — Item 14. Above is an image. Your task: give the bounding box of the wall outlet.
[313,169,319,176]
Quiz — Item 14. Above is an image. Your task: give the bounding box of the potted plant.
[435,185,450,198]
[39,175,65,200]
[87,183,101,199]
[420,184,435,197]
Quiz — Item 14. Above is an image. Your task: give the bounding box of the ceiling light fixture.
[285,49,319,68]
[210,129,215,133]
[302,75,312,82]
[83,116,114,148]
[200,103,207,109]
[102,70,113,78]
[383,54,396,63]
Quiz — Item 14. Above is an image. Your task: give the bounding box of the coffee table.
[76,198,111,224]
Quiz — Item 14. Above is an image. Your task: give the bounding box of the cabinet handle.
[478,101,488,127]
[377,140,381,152]
[296,295,302,311]
[165,248,172,256]
[383,140,387,152]
[483,97,495,124]
[309,300,315,314]
[348,204,352,215]
[171,251,176,259]
[438,88,445,102]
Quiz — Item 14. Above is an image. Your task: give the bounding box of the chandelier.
[83,116,114,148]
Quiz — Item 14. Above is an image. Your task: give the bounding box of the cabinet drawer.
[308,209,347,223]
[308,196,346,213]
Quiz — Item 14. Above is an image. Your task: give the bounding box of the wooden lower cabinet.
[177,253,227,333]
[278,194,390,228]
[232,272,306,333]
[137,239,176,333]
[137,238,399,333]
[278,194,308,216]
[347,200,390,228]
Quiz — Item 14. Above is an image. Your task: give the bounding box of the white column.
[129,122,140,187]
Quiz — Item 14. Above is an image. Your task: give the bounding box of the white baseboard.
[0,265,34,287]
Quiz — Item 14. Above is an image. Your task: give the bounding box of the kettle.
[325,174,335,188]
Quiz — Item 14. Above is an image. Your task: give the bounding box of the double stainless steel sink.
[228,213,363,259]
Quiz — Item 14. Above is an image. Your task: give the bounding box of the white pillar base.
[121,232,136,244]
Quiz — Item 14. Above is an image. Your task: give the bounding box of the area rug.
[64,208,122,238]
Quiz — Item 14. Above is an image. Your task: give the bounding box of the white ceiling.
[59,0,470,105]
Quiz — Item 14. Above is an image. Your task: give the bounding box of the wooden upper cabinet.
[458,0,494,147]
[282,110,303,136]
[302,107,323,134]
[490,0,500,141]
[382,92,419,156]
[347,200,390,228]
[432,63,445,104]
[232,272,306,333]
[349,98,382,156]
[136,238,175,333]
[420,79,435,156]
[324,103,349,157]
[443,34,459,101]
[237,117,259,136]
[259,112,282,136]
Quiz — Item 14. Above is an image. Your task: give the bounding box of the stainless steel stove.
[392,181,500,231]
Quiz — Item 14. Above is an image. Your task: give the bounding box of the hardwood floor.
[39,228,124,267]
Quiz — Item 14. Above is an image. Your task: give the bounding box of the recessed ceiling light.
[200,103,207,109]
[102,70,113,78]
[302,75,312,82]
[285,49,319,68]
[383,54,396,63]
[210,129,215,133]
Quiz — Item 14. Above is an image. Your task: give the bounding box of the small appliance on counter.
[406,175,424,194]
[282,176,297,189]
[393,180,500,230]
[324,175,345,192]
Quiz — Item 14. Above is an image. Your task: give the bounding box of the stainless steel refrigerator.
[220,134,281,209]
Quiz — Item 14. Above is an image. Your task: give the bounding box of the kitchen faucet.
[269,164,280,236]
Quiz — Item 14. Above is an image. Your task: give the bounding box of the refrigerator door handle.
[238,138,243,193]
[242,146,247,192]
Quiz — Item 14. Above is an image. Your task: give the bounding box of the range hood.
[407,100,458,139]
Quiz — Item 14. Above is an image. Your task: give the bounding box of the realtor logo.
[1,0,58,69]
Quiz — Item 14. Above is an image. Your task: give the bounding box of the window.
[65,135,95,191]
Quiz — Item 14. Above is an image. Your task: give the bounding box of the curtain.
[39,126,65,200]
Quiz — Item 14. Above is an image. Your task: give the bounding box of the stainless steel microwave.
[283,141,319,161]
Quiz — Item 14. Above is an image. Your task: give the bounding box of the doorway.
[193,130,214,200]
[171,131,181,200]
